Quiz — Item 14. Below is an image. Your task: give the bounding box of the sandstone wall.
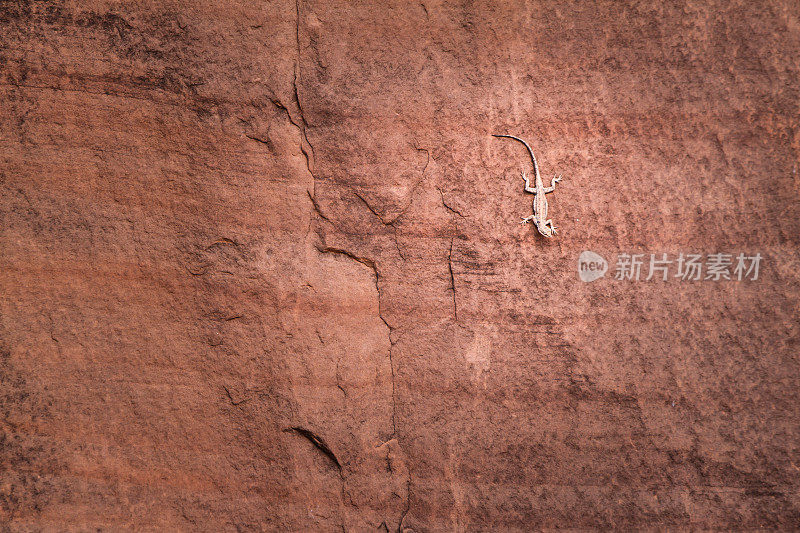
[1,0,799,530]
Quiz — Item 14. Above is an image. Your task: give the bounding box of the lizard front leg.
[545,219,558,234]
[520,214,536,225]
[521,172,536,194]
[542,174,562,193]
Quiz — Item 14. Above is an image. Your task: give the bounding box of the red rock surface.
[1,0,799,530]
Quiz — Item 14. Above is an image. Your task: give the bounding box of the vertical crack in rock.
[337,191,403,435]
[315,245,405,530]
[381,310,398,439]
[315,245,398,438]
[257,0,317,204]
[438,187,463,323]
[292,0,326,238]
[447,236,458,322]
[295,0,303,63]
[294,0,315,175]
[398,473,412,533]
[292,68,315,175]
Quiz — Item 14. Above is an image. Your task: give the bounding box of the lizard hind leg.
[520,214,535,225]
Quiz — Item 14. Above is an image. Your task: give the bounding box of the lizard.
[493,134,562,238]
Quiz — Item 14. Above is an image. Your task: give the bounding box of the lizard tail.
[492,134,540,180]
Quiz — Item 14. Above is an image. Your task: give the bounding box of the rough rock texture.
[1,0,799,530]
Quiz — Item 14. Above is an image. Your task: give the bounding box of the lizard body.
[493,134,562,238]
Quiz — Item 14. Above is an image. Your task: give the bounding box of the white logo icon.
[578,251,607,282]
